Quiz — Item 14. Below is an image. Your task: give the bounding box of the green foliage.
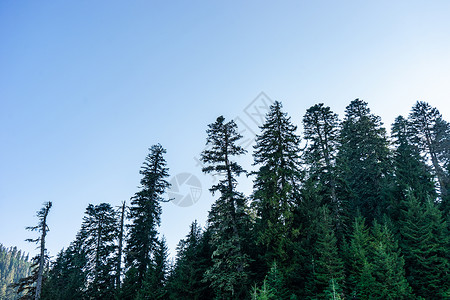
[41,238,88,300]
[201,116,251,299]
[398,192,449,298]
[167,221,213,300]
[337,99,391,222]
[16,99,448,300]
[79,203,118,299]
[252,101,302,265]
[124,144,171,297]
[0,245,30,300]
[310,206,344,299]
[409,101,450,200]
[252,262,291,300]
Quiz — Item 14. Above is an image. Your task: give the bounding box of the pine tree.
[41,237,88,300]
[408,101,450,200]
[0,245,31,300]
[252,261,291,300]
[14,202,52,300]
[337,99,391,223]
[311,206,344,299]
[303,103,342,235]
[124,144,171,298]
[391,116,436,203]
[201,116,251,299]
[370,222,411,299]
[136,237,169,300]
[167,221,214,300]
[398,191,449,298]
[252,101,302,266]
[79,203,118,299]
[344,215,375,299]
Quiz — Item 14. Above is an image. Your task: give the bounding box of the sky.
[1,1,450,259]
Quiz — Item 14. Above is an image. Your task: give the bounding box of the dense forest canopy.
[5,99,450,299]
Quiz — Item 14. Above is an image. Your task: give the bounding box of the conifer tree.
[303,103,343,238]
[391,116,436,203]
[79,203,118,299]
[124,144,170,298]
[41,237,88,300]
[399,191,449,298]
[201,116,250,299]
[167,221,214,300]
[337,99,391,222]
[14,202,52,300]
[370,222,411,299]
[136,237,169,300]
[344,215,375,299]
[408,101,450,200]
[311,206,344,299]
[252,261,291,300]
[252,101,302,265]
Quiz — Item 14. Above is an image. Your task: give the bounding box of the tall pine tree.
[123,144,170,298]
[337,99,391,223]
[252,101,302,265]
[79,203,118,299]
[201,116,251,299]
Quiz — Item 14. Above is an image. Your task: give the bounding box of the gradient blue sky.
[1,1,450,258]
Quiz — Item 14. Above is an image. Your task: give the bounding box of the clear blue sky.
[1,1,450,258]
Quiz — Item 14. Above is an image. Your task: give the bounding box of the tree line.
[13,99,450,299]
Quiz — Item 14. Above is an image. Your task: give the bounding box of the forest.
[7,99,450,299]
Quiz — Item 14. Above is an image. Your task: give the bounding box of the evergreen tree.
[252,261,291,300]
[303,103,342,235]
[14,202,52,300]
[201,116,251,299]
[310,206,344,299]
[167,221,214,300]
[344,215,375,299]
[399,191,449,298]
[41,237,88,300]
[123,144,170,298]
[252,101,302,266]
[408,101,450,200]
[370,222,411,299]
[79,203,118,299]
[337,99,391,222]
[136,237,169,300]
[0,245,31,300]
[391,116,436,204]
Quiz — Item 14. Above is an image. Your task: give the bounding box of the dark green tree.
[252,101,302,266]
[251,261,291,300]
[310,206,344,299]
[200,116,251,299]
[123,144,170,298]
[79,203,118,299]
[337,99,391,222]
[136,237,169,300]
[14,202,52,300]
[41,237,88,300]
[408,101,450,201]
[370,222,411,299]
[391,115,436,202]
[398,191,449,298]
[167,221,214,300]
[303,103,342,233]
[344,215,375,299]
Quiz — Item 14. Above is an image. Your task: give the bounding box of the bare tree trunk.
[116,200,126,289]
